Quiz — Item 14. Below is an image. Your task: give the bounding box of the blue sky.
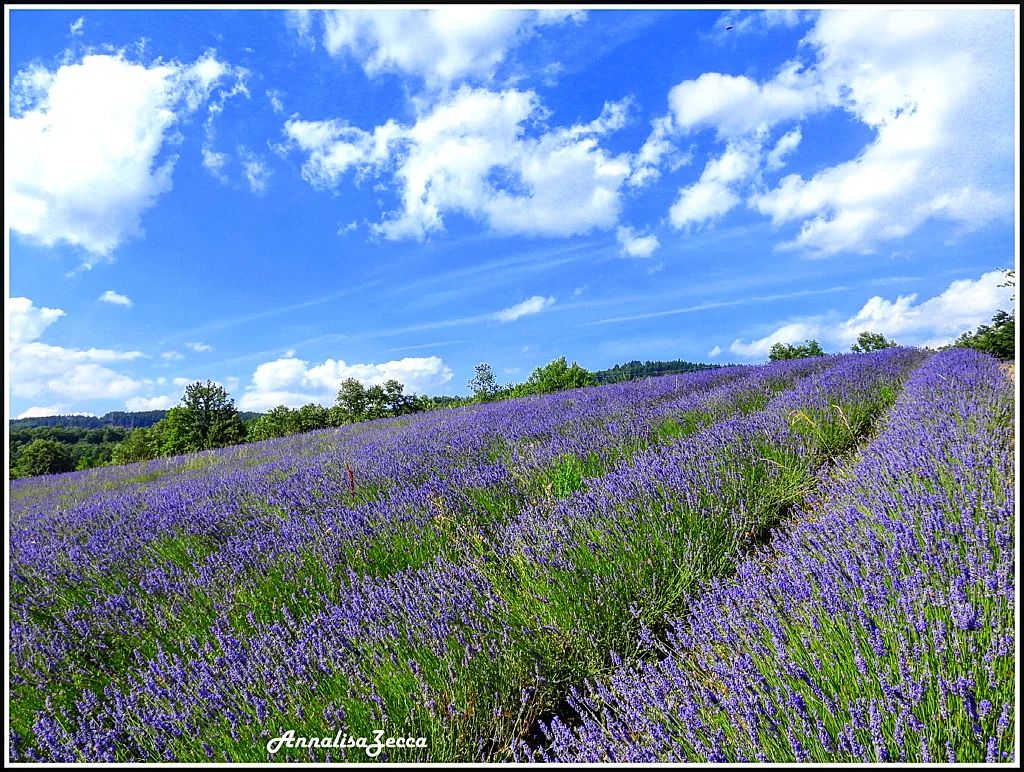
[7,7,1017,418]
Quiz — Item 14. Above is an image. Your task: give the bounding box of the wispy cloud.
[584,286,850,326]
[386,340,464,353]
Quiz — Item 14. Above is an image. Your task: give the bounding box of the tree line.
[10,294,1014,479]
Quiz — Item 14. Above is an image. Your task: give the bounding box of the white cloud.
[266,89,284,114]
[495,295,555,322]
[161,350,184,361]
[286,86,631,241]
[616,225,660,258]
[668,64,824,139]
[9,296,65,347]
[17,406,96,419]
[652,9,1013,255]
[239,147,271,193]
[187,341,213,352]
[708,345,722,358]
[766,127,802,170]
[69,17,85,36]
[9,51,244,258]
[728,269,1013,357]
[125,394,178,411]
[311,9,583,87]
[669,142,760,228]
[99,289,133,307]
[238,354,454,411]
[729,321,824,359]
[202,147,229,181]
[834,269,1013,346]
[628,115,693,188]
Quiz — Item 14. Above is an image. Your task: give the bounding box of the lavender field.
[8,348,1015,763]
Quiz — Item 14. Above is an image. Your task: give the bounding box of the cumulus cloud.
[616,225,660,258]
[728,269,1013,357]
[708,345,722,358]
[729,321,824,359]
[9,297,147,403]
[751,11,1014,255]
[125,394,179,411]
[9,296,65,346]
[187,341,213,352]
[8,51,245,259]
[69,17,85,36]
[668,64,824,139]
[669,142,761,228]
[161,350,184,361]
[495,295,555,322]
[628,115,692,188]
[238,354,454,411]
[99,289,133,307]
[646,9,1013,254]
[285,86,631,241]
[305,9,583,87]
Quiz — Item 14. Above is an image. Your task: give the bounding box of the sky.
[6,6,1018,419]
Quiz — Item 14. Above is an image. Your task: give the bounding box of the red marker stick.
[347,465,356,494]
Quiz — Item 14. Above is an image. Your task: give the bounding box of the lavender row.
[527,348,1014,763]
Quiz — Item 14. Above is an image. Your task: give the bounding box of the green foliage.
[8,425,130,477]
[851,330,898,352]
[594,359,720,384]
[107,381,246,464]
[110,426,161,465]
[13,439,75,477]
[467,363,500,401]
[176,380,247,450]
[333,378,425,424]
[769,339,826,361]
[954,309,1015,360]
[525,356,597,394]
[247,405,299,442]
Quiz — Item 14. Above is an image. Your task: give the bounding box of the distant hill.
[593,359,722,384]
[10,410,263,430]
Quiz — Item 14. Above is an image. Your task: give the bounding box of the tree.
[333,378,370,424]
[247,405,298,442]
[295,403,331,432]
[364,384,389,420]
[769,340,826,361]
[111,427,161,465]
[953,268,1015,360]
[382,379,417,416]
[955,309,1015,360]
[851,331,898,353]
[14,439,75,477]
[468,363,500,401]
[159,381,246,453]
[526,356,597,394]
